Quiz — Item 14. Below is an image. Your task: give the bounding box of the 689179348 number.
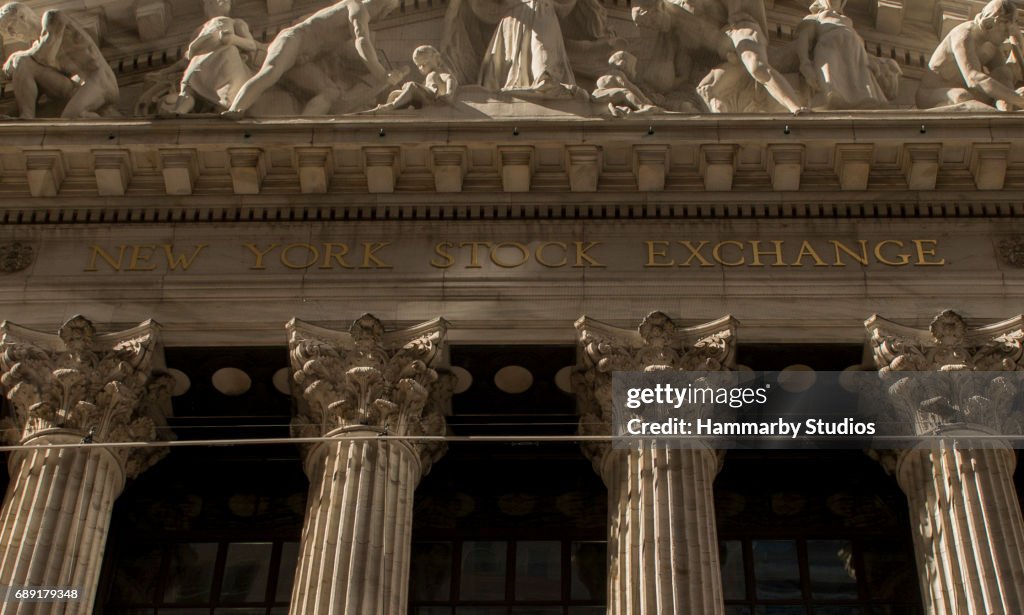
[1,586,82,602]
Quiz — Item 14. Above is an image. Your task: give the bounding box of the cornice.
[0,114,1021,221]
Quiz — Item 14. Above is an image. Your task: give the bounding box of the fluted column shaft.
[897,443,1024,615]
[0,433,124,614]
[603,446,724,615]
[290,430,419,615]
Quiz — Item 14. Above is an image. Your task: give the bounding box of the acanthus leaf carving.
[573,311,737,477]
[866,309,1024,438]
[287,314,451,475]
[0,315,173,478]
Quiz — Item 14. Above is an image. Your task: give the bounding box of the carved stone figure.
[591,51,664,117]
[917,0,1024,111]
[631,0,805,114]
[225,0,406,118]
[367,45,457,112]
[0,3,118,119]
[441,0,616,99]
[795,0,900,110]
[172,0,264,114]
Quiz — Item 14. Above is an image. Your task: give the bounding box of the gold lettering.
[713,241,745,266]
[830,240,869,266]
[128,245,158,271]
[84,245,127,271]
[431,241,456,269]
[281,243,319,270]
[535,242,567,268]
[244,243,278,270]
[748,240,785,267]
[678,241,714,267]
[459,241,491,268]
[163,244,207,271]
[792,241,828,267]
[361,242,393,269]
[490,242,530,268]
[320,243,353,269]
[645,241,675,267]
[913,239,945,266]
[574,241,605,268]
[874,240,911,266]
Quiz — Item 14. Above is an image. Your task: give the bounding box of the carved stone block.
[228,149,267,195]
[364,147,399,193]
[834,144,873,191]
[24,151,65,198]
[767,145,804,192]
[430,146,467,193]
[295,147,334,194]
[875,0,904,35]
[700,145,737,192]
[159,149,199,196]
[93,149,132,196]
[634,145,668,192]
[566,145,600,192]
[902,144,941,191]
[499,146,534,193]
[134,0,169,42]
[969,144,1009,191]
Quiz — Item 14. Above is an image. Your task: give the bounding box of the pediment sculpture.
[3,0,1024,119]
[0,2,118,118]
[917,0,1024,111]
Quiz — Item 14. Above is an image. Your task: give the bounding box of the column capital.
[573,311,737,473]
[866,309,1024,438]
[287,314,452,476]
[0,315,173,479]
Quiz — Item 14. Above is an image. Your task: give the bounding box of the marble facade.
[0,0,1022,613]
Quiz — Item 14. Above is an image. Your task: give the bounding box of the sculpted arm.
[951,27,1024,107]
[350,5,387,80]
[228,19,262,53]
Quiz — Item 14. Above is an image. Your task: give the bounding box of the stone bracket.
[134,0,170,42]
[767,144,804,192]
[969,144,1009,191]
[835,144,873,191]
[902,144,941,191]
[229,148,267,195]
[294,147,334,194]
[430,145,468,193]
[159,149,199,196]
[700,144,738,192]
[634,145,669,192]
[566,145,601,192]
[93,149,132,196]
[363,146,400,193]
[24,151,65,198]
[499,146,534,193]
[874,0,904,35]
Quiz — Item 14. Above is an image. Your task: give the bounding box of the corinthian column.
[573,312,737,615]
[0,316,172,613]
[286,315,451,615]
[867,310,1024,615]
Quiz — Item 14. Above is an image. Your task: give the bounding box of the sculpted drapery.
[441,0,613,96]
[795,0,900,110]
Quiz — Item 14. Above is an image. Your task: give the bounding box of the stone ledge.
[0,115,1019,201]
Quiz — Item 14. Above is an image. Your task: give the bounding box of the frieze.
[0,0,1021,120]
